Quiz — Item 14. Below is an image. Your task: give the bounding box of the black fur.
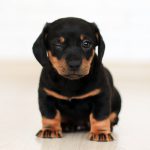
[33,17,121,133]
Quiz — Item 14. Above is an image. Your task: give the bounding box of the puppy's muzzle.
[64,59,83,80]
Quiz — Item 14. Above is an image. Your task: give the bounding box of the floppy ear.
[90,23,105,62]
[32,23,49,66]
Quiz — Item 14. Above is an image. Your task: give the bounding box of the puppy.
[33,17,121,142]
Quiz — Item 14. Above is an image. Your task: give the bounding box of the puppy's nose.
[68,60,81,70]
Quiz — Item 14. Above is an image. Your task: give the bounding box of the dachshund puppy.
[33,17,121,142]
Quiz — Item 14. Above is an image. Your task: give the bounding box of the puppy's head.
[33,17,105,80]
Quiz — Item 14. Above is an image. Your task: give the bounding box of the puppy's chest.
[43,87,101,101]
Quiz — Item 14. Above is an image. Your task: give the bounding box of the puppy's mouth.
[63,74,84,80]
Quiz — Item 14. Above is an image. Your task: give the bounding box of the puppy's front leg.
[36,91,62,138]
[89,93,113,142]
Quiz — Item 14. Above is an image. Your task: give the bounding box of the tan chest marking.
[43,88,101,101]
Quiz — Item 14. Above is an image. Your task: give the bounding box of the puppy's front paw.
[36,129,63,138]
[89,132,113,142]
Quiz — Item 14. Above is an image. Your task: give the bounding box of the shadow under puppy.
[33,17,121,142]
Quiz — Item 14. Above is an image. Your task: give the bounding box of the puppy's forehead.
[49,18,94,38]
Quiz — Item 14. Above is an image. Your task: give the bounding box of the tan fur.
[43,88,69,100]
[72,88,101,99]
[36,110,62,138]
[81,49,95,75]
[80,34,85,41]
[89,113,111,135]
[43,88,101,100]
[47,48,95,77]
[47,51,68,75]
[109,112,117,123]
[59,36,65,44]
[42,110,61,131]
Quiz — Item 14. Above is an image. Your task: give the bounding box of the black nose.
[68,60,81,70]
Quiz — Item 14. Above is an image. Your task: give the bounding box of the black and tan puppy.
[33,17,121,142]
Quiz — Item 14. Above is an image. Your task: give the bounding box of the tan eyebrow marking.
[80,34,87,41]
[59,36,65,44]
[43,88,101,101]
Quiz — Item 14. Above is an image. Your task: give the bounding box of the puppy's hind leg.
[110,87,121,131]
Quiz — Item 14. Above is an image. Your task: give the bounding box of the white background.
[0,0,150,62]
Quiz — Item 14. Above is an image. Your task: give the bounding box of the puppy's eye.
[81,40,92,49]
